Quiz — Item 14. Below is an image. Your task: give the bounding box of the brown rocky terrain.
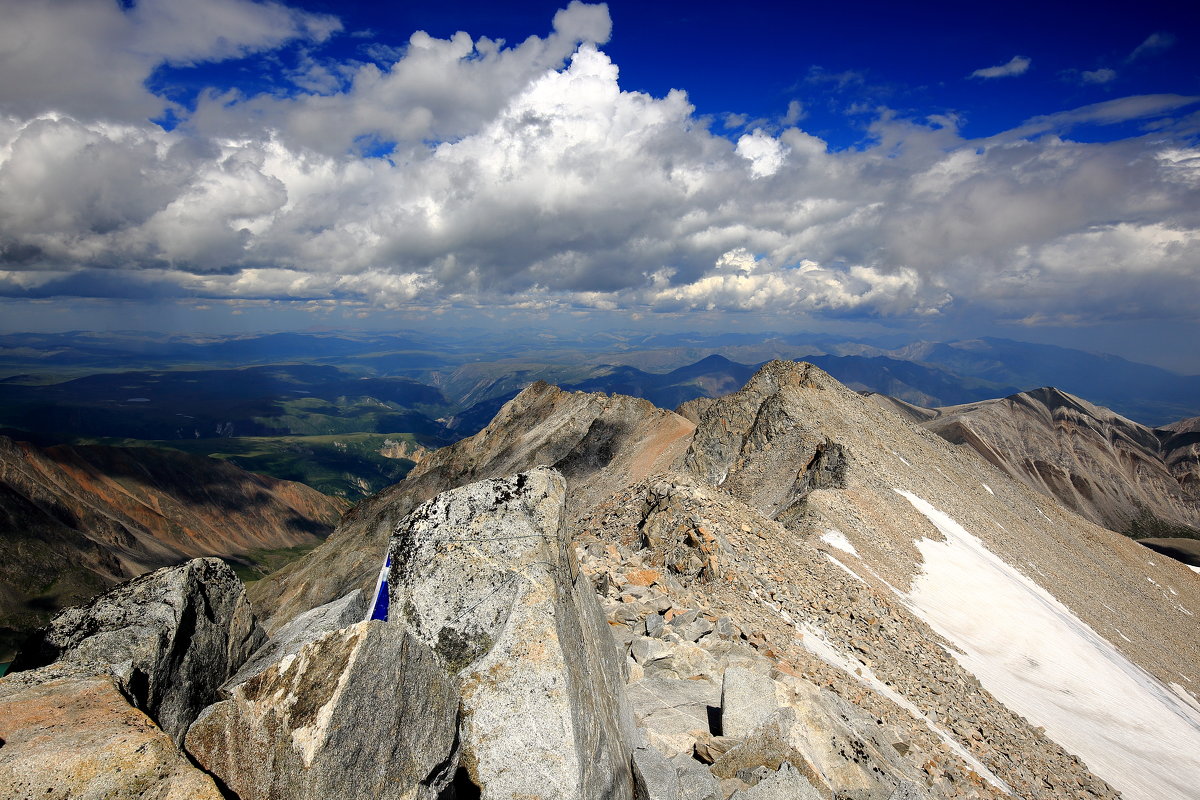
[865,387,1200,537]
[4,362,1200,800]
[0,435,348,660]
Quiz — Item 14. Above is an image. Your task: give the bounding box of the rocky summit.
[3,361,1199,800]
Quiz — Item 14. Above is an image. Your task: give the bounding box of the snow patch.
[824,552,864,583]
[796,621,1011,794]
[1172,684,1200,713]
[1190,565,1200,575]
[982,483,994,495]
[890,449,911,466]
[820,528,858,556]
[894,488,1200,800]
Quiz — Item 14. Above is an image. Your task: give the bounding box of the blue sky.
[1,0,1198,369]
[149,0,1200,148]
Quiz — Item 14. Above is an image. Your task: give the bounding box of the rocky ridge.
[4,361,1199,800]
[250,381,693,631]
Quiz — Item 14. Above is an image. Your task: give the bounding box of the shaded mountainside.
[865,387,1200,537]
[7,361,1200,800]
[1160,414,1200,498]
[0,435,348,660]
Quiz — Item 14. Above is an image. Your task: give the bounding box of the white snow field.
[894,489,1200,800]
[820,528,858,556]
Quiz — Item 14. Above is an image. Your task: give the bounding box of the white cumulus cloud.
[736,129,788,178]
[0,3,1198,334]
[970,55,1031,79]
[0,0,339,121]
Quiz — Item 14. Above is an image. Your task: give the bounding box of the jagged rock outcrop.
[389,467,636,799]
[11,557,263,744]
[678,362,847,522]
[0,662,224,800]
[864,387,1200,536]
[251,382,693,631]
[186,621,460,800]
[185,468,637,800]
[1,557,262,798]
[0,434,347,659]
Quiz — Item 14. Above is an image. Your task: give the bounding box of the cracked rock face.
[185,620,460,800]
[10,557,263,745]
[389,466,637,800]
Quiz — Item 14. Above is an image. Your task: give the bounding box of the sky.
[1,0,1198,369]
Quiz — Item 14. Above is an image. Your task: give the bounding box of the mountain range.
[5,360,1197,799]
[3,330,1197,425]
[867,387,1200,544]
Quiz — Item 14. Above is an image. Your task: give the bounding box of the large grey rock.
[10,557,262,744]
[709,710,827,789]
[720,666,781,738]
[185,621,459,800]
[223,588,366,691]
[389,467,637,800]
[627,676,721,756]
[712,684,926,800]
[631,747,720,800]
[670,753,721,800]
[728,763,822,800]
[633,746,681,800]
